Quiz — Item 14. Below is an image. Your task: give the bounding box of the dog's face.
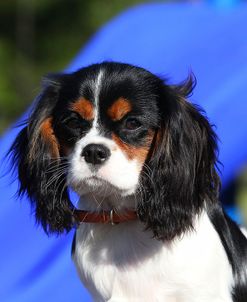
[51,68,160,198]
[10,62,220,240]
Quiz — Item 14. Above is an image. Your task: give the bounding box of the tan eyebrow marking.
[40,117,60,158]
[70,98,95,121]
[107,98,132,121]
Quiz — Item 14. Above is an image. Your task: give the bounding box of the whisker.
[45,164,69,174]
[52,174,67,210]
[57,181,68,211]
[45,170,66,189]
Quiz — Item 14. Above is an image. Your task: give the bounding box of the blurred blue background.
[1,1,247,301]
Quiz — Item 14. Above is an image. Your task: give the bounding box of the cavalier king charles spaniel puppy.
[10,62,247,301]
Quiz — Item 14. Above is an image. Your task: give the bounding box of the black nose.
[82,144,110,165]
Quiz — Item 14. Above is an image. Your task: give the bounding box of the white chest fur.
[73,211,233,302]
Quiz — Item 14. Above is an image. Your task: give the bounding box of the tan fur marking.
[40,117,60,158]
[70,98,95,121]
[107,98,132,121]
[112,132,154,164]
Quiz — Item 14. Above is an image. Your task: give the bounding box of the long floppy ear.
[9,76,74,234]
[138,75,220,241]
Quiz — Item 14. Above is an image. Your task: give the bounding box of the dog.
[10,62,247,301]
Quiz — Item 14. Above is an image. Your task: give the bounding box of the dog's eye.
[65,118,81,129]
[124,118,141,131]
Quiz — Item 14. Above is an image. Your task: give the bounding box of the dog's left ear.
[138,75,220,241]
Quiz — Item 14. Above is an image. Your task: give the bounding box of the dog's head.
[10,62,220,240]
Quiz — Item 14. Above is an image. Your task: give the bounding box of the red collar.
[73,209,138,225]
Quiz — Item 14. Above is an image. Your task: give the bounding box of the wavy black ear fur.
[9,75,74,234]
[138,75,220,241]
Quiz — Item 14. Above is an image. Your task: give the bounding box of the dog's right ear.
[9,75,74,234]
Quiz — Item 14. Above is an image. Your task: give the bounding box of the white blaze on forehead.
[68,68,141,197]
[93,70,104,130]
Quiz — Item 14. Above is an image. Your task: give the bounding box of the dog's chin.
[69,176,137,198]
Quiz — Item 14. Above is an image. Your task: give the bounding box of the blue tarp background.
[0,3,247,301]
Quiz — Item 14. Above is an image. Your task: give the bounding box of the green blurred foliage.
[0,0,149,133]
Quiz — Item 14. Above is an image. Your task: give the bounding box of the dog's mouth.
[69,173,137,199]
[84,175,108,187]
[69,174,120,195]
